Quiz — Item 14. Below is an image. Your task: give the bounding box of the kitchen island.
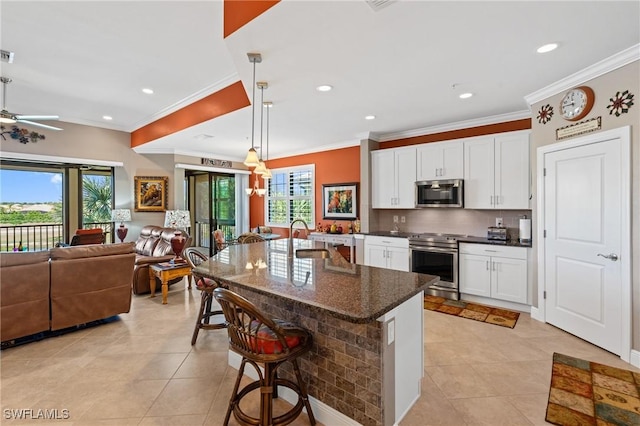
[193,238,438,426]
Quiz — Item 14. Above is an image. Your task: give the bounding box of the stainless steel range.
[408,233,466,300]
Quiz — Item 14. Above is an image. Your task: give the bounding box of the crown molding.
[128,72,241,131]
[525,43,640,105]
[376,110,531,142]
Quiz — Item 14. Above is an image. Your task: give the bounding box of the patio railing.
[0,222,113,252]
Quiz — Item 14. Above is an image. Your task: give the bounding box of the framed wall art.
[322,182,358,220]
[134,176,168,212]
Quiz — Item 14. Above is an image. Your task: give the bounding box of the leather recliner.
[131,225,191,295]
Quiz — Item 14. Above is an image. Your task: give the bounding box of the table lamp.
[111,209,132,243]
[164,210,191,262]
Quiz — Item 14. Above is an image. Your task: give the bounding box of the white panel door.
[395,148,417,208]
[491,257,527,304]
[441,141,464,179]
[459,253,491,297]
[364,244,387,269]
[417,144,441,181]
[371,150,395,208]
[387,247,409,272]
[544,138,623,355]
[463,137,494,209]
[495,133,530,209]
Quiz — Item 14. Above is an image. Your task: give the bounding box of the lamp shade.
[164,210,191,229]
[111,209,131,223]
[243,148,260,167]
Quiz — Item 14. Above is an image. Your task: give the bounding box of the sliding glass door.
[188,171,236,256]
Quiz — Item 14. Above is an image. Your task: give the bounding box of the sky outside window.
[0,170,62,203]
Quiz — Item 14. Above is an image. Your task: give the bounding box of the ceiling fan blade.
[17,119,63,131]
[15,114,59,120]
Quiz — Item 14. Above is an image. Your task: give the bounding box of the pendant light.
[253,81,268,175]
[243,53,261,168]
[262,101,273,180]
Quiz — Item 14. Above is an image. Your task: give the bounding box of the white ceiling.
[1,1,639,162]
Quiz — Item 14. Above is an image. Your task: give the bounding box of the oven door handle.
[409,245,457,254]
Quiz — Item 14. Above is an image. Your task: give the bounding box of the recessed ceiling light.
[537,43,558,53]
[459,93,473,99]
[142,88,154,94]
[316,85,333,92]
[102,115,113,120]
[365,115,376,120]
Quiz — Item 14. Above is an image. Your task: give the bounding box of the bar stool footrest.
[232,378,305,426]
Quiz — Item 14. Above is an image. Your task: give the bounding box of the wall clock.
[560,86,595,121]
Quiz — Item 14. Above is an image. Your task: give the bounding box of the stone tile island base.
[227,284,424,426]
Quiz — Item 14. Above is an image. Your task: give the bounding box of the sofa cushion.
[50,242,135,260]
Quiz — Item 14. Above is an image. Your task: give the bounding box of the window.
[265,165,314,227]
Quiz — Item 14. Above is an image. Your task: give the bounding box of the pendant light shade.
[243,147,260,167]
[253,160,267,175]
[244,53,262,168]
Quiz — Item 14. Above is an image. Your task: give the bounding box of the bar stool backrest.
[236,233,265,244]
[213,288,299,362]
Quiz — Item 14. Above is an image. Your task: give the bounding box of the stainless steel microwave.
[415,179,464,208]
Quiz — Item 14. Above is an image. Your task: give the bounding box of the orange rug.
[423,295,520,328]
[546,352,640,425]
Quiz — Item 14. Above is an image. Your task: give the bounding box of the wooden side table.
[149,263,192,304]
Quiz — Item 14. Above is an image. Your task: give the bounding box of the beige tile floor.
[1,280,637,425]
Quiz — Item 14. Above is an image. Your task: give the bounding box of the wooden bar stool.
[213,287,316,426]
[183,248,227,345]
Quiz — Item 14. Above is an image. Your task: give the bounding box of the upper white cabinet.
[371,147,416,209]
[463,131,530,209]
[417,140,463,181]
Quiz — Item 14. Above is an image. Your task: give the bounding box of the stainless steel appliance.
[409,233,466,300]
[415,179,463,208]
[487,226,507,241]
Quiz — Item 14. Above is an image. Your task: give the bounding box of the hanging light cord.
[259,83,264,160]
[250,60,256,151]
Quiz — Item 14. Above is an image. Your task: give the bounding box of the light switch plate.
[393,215,399,223]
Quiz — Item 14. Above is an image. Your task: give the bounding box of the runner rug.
[546,352,640,426]
[423,295,520,328]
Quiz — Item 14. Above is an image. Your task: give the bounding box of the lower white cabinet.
[459,243,527,304]
[364,236,409,272]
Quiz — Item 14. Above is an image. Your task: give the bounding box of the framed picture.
[134,176,168,212]
[322,182,358,220]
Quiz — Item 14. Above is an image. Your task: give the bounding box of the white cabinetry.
[417,140,463,181]
[463,132,530,209]
[371,147,416,209]
[308,232,355,263]
[459,243,528,304]
[364,236,409,272]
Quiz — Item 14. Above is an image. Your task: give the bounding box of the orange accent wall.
[223,0,280,38]
[380,118,531,149]
[249,146,360,236]
[131,81,249,148]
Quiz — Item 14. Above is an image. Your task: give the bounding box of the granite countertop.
[362,231,533,248]
[457,236,533,248]
[193,238,438,323]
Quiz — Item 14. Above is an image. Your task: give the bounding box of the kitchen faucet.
[288,218,310,255]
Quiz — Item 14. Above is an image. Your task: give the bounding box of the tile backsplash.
[372,209,531,240]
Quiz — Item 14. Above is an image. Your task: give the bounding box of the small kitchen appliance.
[487,226,507,241]
[519,215,531,243]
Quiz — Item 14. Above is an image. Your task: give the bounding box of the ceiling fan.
[0,76,62,131]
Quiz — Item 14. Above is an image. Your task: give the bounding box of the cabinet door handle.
[492,261,497,271]
[490,195,494,205]
[486,260,489,270]
[441,168,445,176]
[496,195,500,205]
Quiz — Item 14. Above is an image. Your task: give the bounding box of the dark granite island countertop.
[194,238,437,426]
[193,238,437,323]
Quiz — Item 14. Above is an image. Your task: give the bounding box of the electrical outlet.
[400,216,406,223]
[393,215,399,223]
[496,217,503,227]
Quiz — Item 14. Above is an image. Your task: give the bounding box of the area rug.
[423,295,520,328]
[546,352,640,426]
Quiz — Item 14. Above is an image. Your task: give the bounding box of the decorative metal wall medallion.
[0,125,46,144]
[607,90,634,117]
[537,104,553,124]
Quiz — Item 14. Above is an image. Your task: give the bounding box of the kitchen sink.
[295,248,330,259]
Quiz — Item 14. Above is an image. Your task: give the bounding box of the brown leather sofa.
[1,243,135,343]
[132,225,191,295]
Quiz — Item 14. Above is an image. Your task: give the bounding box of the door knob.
[597,253,619,261]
